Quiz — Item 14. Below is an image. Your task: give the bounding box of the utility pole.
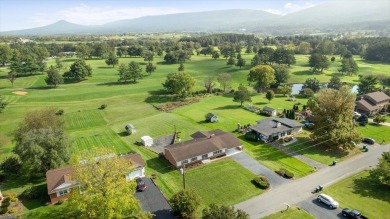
[180,165,186,190]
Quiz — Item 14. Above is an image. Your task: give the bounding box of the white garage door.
[126,168,145,181]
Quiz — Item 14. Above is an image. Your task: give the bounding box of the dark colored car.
[362,137,375,145]
[342,208,368,219]
[136,177,147,191]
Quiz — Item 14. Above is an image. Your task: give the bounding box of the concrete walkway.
[231,152,289,187]
[269,142,327,170]
[235,144,390,219]
[368,118,390,127]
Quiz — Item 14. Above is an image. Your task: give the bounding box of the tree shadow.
[0,175,46,191]
[117,131,129,137]
[213,105,240,110]
[255,101,269,105]
[97,66,115,69]
[144,91,176,104]
[292,70,312,76]
[352,172,390,203]
[27,86,54,90]
[96,81,136,86]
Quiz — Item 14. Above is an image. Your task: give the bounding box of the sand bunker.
[12,91,28,95]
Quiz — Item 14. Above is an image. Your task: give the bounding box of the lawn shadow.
[144,91,176,104]
[27,86,54,90]
[96,81,133,86]
[213,105,240,110]
[97,66,115,69]
[0,175,46,191]
[117,131,129,137]
[292,70,312,76]
[352,172,390,203]
[255,101,269,105]
[146,156,176,174]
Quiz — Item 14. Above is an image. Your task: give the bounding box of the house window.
[213,150,222,155]
[287,130,292,135]
[191,157,197,162]
[57,189,69,197]
[182,159,188,165]
[202,154,208,160]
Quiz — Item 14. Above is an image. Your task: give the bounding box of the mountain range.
[1,1,390,36]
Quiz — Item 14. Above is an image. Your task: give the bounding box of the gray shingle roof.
[250,118,302,136]
[364,91,390,103]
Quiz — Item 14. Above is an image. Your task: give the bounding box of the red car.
[136,177,147,191]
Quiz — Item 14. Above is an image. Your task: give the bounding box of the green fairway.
[326,170,390,219]
[262,206,315,219]
[0,49,389,217]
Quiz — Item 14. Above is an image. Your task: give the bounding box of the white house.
[141,136,153,146]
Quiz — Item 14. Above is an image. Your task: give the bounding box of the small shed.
[205,113,218,123]
[141,136,153,147]
[125,124,136,134]
[262,106,278,116]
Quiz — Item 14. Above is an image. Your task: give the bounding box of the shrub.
[0,172,5,182]
[2,192,17,200]
[0,207,7,214]
[275,168,286,176]
[284,171,294,179]
[0,156,22,174]
[253,175,270,189]
[8,207,17,214]
[245,132,257,141]
[20,184,47,200]
[56,200,64,205]
[10,197,18,202]
[56,109,64,115]
[1,198,10,208]
[99,104,107,109]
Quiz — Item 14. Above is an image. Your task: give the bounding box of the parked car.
[317,194,339,209]
[136,177,147,191]
[304,123,315,128]
[342,208,368,219]
[362,137,375,145]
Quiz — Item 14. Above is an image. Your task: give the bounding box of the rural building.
[125,124,136,134]
[355,91,390,116]
[141,136,153,146]
[164,130,243,168]
[46,153,145,204]
[249,118,303,142]
[262,106,278,116]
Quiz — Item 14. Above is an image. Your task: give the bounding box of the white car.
[317,194,339,209]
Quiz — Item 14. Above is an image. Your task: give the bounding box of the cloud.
[263,9,283,15]
[284,1,316,13]
[28,4,187,26]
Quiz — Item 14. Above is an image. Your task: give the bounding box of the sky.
[0,0,329,31]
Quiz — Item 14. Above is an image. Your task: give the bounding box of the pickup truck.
[342,208,368,219]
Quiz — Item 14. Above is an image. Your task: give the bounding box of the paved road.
[235,144,390,219]
[298,197,345,219]
[231,152,289,187]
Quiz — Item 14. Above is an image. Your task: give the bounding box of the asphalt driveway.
[231,152,289,187]
[134,177,174,219]
[297,196,345,219]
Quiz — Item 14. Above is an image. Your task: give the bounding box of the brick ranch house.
[46,153,145,204]
[164,129,243,168]
[249,118,303,142]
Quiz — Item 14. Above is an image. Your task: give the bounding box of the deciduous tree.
[0,44,12,66]
[7,72,17,87]
[327,75,342,90]
[105,52,119,68]
[272,65,290,86]
[308,87,361,150]
[370,152,390,186]
[0,96,8,113]
[127,61,143,83]
[202,204,249,219]
[309,53,330,73]
[358,74,378,94]
[265,90,275,103]
[178,63,185,71]
[233,84,251,106]
[69,148,150,219]
[170,189,201,218]
[247,65,275,92]
[340,57,358,76]
[277,84,292,97]
[45,65,64,87]
[163,72,195,98]
[145,63,156,75]
[302,77,321,92]
[64,59,92,82]
[217,73,232,92]
[13,108,70,174]
[204,76,216,93]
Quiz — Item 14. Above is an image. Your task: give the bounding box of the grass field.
[326,170,390,219]
[0,51,389,217]
[262,206,315,219]
[358,123,390,144]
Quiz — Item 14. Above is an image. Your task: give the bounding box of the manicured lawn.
[186,158,262,207]
[326,170,390,219]
[262,206,315,219]
[358,123,390,144]
[286,132,362,165]
[243,139,314,178]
